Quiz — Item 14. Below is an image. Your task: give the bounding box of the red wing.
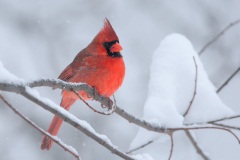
[58,51,91,82]
[58,64,75,81]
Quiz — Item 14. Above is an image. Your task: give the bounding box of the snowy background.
[0,0,240,160]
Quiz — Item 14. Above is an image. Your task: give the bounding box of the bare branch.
[168,134,174,160]
[0,94,81,160]
[184,131,209,160]
[126,140,154,154]
[183,56,198,117]
[115,107,240,143]
[74,91,114,115]
[184,114,240,126]
[181,57,210,160]
[210,123,240,131]
[170,126,240,144]
[199,18,240,55]
[217,67,240,93]
[207,115,240,123]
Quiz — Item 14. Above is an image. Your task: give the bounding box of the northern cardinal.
[41,18,125,150]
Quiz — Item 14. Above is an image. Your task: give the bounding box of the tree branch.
[126,140,154,154]
[26,79,113,108]
[168,134,174,160]
[217,67,240,93]
[74,91,114,115]
[199,18,240,55]
[182,57,210,160]
[0,83,134,160]
[207,115,240,123]
[210,123,240,131]
[184,130,209,160]
[1,79,240,159]
[170,125,240,144]
[0,94,81,160]
[183,56,198,117]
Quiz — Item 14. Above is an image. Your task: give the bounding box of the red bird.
[41,18,125,150]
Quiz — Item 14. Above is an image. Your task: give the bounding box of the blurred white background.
[0,0,240,160]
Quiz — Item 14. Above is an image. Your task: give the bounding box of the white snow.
[25,86,114,146]
[130,33,234,152]
[132,153,155,160]
[52,136,80,156]
[0,59,114,154]
[0,61,22,82]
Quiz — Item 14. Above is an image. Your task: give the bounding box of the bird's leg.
[112,95,117,111]
[90,86,98,100]
[101,103,107,108]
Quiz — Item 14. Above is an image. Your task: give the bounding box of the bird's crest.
[93,18,119,43]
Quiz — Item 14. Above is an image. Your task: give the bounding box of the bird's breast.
[93,57,125,97]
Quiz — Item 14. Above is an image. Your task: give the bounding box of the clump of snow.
[130,33,234,150]
[25,86,114,146]
[132,153,155,160]
[0,61,22,82]
[53,136,80,156]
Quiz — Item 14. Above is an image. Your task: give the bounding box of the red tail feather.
[41,97,76,150]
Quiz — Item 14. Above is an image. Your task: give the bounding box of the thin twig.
[183,56,198,117]
[170,126,240,144]
[74,91,114,115]
[207,114,240,123]
[210,122,240,131]
[168,134,174,160]
[199,18,240,55]
[182,57,210,160]
[115,106,240,143]
[184,114,240,126]
[0,94,81,160]
[126,140,154,154]
[184,130,209,160]
[217,67,240,93]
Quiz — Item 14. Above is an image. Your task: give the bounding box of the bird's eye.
[103,40,122,57]
[103,40,119,50]
[103,42,110,50]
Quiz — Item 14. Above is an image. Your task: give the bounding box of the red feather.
[41,18,125,150]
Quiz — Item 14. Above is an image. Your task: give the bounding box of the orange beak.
[110,42,123,53]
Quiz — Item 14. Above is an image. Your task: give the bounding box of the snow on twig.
[1,79,240,159]
[0,82,134,160]
[0,94,81,160]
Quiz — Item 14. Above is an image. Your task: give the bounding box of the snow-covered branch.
[1,79,239,138]
[0,81,134,160]
[1,78,240,159]
[1,29,240,159]
[0,95,81,160]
